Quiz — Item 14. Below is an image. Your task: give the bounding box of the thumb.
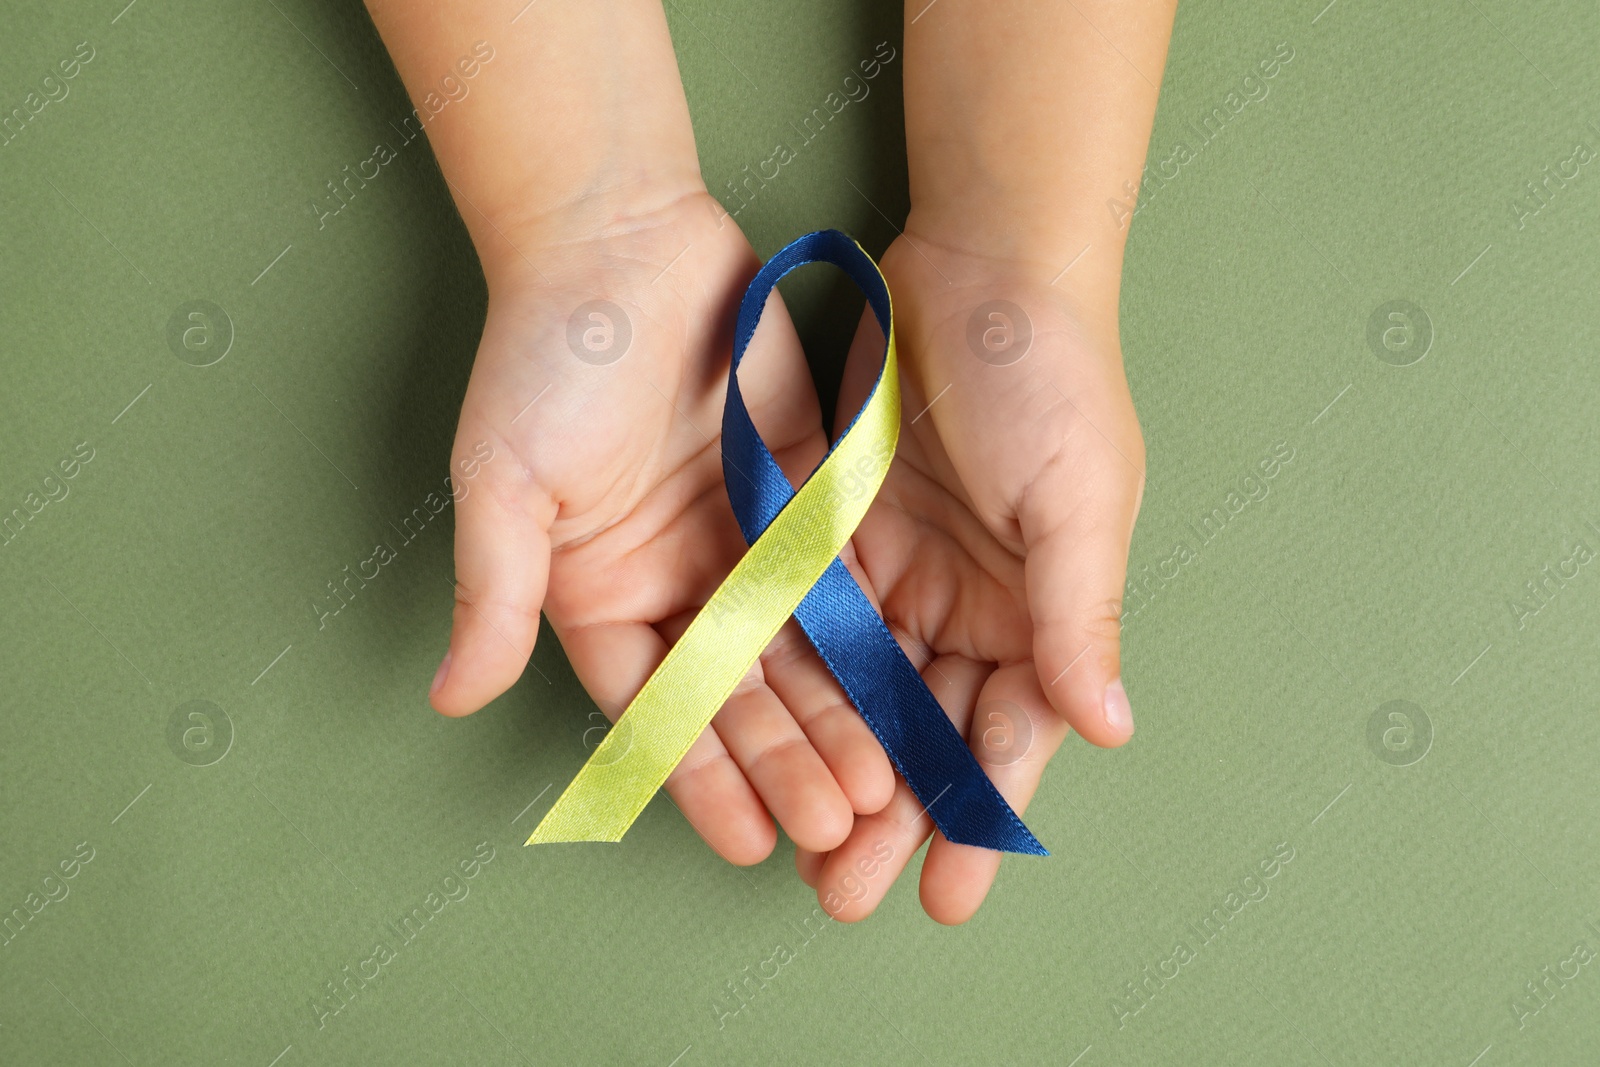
[1020,454,1143,747]
[430,438,554,717]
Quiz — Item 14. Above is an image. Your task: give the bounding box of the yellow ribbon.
[528,251,898,845]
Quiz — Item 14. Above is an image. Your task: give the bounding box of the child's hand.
[434,190,892,861]
[358,1,896,864]
[796,229,1146,922]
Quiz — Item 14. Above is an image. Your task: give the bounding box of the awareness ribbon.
[528,230,1045,855]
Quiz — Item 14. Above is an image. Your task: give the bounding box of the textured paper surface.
[2,1,1598,1063]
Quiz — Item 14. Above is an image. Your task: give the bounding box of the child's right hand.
[430,188,894,862]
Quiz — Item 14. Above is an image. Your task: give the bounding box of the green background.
[3,0,1599,1063]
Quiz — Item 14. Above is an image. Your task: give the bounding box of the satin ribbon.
[528,230,1044,855]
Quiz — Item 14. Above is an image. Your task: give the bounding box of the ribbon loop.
[529,231,1044,856]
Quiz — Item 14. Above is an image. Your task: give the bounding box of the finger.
[557,617,776,866]
[665,735,779,867]
[761,613,896,817]
[433,439,555,717]
[814,781,925,923]
[643,609,855,854]
[710,666,856,854]
[1020,451,1143,747]
[919,662,1070,925]
[811,654,990,922]
[795,846,827,888]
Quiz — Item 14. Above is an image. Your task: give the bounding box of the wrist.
[901,203,1126,335]
[365,0,711,292]
[477,168,712,292]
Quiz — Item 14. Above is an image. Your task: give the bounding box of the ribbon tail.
[793,559,1048,856]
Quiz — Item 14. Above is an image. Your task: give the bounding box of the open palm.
[432,193,893,862]
[796,232,1147,923]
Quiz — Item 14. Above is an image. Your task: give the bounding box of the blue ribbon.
[722,230,1046,856]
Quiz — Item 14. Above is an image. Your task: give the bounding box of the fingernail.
[1104,678,1133,736]
[430,651,452,696]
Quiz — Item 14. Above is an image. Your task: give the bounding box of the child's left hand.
[795,227,1147,923]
